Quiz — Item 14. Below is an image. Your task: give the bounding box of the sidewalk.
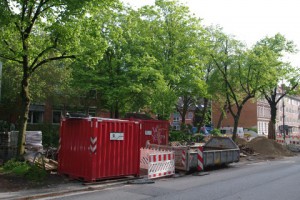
[0,179,128,200]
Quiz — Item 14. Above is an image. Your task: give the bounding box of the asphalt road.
[46,156,300,200]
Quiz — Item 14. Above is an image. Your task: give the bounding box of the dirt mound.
[235,137,248,146]
[246,136,293,157]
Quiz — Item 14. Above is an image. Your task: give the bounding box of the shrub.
[3,159,24,171]
[11,163,30,176]
[3,159,47,181]
[190,133,205,143]
[169,131,189,142]
[25,164,47,181]
[210,129,223,137]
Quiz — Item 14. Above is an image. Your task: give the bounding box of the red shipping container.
[129,119,169,147]
[58,117,140,182]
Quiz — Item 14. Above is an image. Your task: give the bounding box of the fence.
[140,148,175,179]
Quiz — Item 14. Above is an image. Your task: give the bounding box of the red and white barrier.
[276,134,300,146]
[140,148,175,179]
[197,146,204,171]
[182,150,186,168]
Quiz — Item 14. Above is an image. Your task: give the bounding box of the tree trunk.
[216,103,227,129]
[114,101,119,119]
[197,98,208,131]
[232,108,241,141]
[17,75,30,157]
[268,102,277,140]
[110,105,113,118]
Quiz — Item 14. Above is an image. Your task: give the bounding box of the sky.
[121,0,300,67]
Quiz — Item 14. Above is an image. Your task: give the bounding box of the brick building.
[169,111,194,130]
[212,95,300,135]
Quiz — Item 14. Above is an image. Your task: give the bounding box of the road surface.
[45,156,300,200]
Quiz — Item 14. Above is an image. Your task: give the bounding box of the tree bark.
[197,98,208,131]
[268,102,277,140]
[216,103,227,129]
[17,75,30,157]
[232,107,242,141]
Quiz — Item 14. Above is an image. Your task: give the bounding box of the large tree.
[210,30,268,140]
[138,0,207,124]
[254,34,299,139]
[0,0,116,156]
[71,5,168,118]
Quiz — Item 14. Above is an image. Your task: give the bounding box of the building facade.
[212,95,300,135]
[170,111,194,130]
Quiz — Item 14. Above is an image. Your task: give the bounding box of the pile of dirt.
[246,136,294,157]
[235,137,248,146]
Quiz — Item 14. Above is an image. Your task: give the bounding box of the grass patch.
[3,159,47,182]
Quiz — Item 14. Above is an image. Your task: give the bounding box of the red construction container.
[129,119,169,147]
[58,117,140,182]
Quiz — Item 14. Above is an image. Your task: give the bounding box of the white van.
[220,127,244,138]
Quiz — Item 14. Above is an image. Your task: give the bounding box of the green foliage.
[11,163,31,176]
[210,129,222,137]
[25,164,47,182]
[3,159,47,181]
[169,131,205,143]
[169,131,190,142]
[27,124,60,147]
[3,159,24,171]
[190,133,205,143]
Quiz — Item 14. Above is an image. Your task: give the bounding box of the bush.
[169,130,205,144]
[169,131,189,142]
[3,159,47,181]
[11,163,30,176]
[190,133,205,143]
[210,129,223,137]
[25,164,47,181]
[3,159,24,171]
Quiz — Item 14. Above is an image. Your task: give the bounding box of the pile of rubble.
[236,136,294,158]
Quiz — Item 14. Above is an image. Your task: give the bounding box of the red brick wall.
[212,100,258,128]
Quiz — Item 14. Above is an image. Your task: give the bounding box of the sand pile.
[246,136,293,157]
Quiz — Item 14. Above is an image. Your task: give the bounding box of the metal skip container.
[189,137,240,170]
[58,117,141,182]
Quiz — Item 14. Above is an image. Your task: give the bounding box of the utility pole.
[282,83,285,141]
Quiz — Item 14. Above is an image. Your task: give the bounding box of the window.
[28,111,43,124]
[52,110,61,124]
[187,112,193,119]
[173,125,180,130]
[173,115,180,122]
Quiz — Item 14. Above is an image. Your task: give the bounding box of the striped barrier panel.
[147,144,189,171]
[276,134,300,146]
[289,140,300,145]
[197,146,204,171]
[140,148,175,179]
[276,139,285,144]
[182,150,186,168]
